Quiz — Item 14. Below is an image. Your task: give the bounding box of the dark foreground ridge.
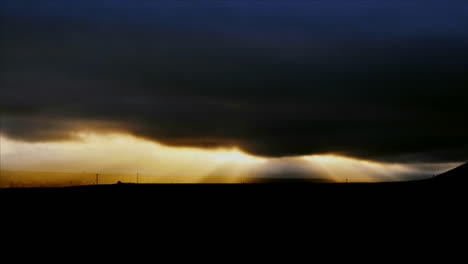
[428,162,468,184]
[1,164,466,216]
[0,163,466,197]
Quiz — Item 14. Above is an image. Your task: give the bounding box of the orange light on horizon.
[0,131,461,185]
[0,132,266,184]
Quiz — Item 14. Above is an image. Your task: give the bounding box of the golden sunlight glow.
[0,132,266,185]
[301,154,460,182]
[301,155,410,182]
[0,132,460,186]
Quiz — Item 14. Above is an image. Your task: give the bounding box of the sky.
[1,0,467,184]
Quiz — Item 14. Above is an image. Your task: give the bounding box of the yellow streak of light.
[0,132,266,184]
[0,132,460,185]
[301,154,419,182]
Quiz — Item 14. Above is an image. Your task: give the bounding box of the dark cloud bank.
[1,0,467,162]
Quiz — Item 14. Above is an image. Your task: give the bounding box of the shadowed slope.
[430,163,468,183]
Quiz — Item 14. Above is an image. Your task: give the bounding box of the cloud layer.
[1,0,468,162]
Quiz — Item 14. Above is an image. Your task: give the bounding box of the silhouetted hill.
[3,174,466,212]
[430,162,468,183]
[249,177,334,183]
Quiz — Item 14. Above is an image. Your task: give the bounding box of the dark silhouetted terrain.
[428,162,468,184]
[0,163,466,201]
[1,166,466,217]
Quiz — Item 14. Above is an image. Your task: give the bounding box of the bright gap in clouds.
[0,132,460,186]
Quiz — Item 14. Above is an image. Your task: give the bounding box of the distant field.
[0,170,250,187]
[1,162,465,188]
[0,170,332,186]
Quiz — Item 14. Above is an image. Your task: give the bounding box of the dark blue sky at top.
[3,0,467,40]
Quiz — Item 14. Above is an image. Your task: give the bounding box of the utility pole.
[96,173,99,185]
[137,172,139,184]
